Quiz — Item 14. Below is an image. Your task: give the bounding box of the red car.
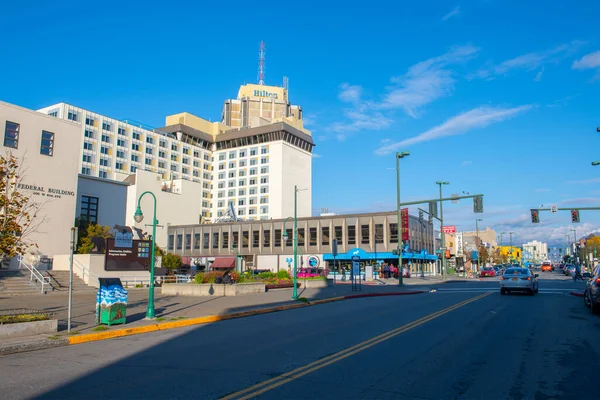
[480,267,497,277]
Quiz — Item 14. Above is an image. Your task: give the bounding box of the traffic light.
[473,196,483,213]
[419,210,424,222]
[531,209,540,224]
[571,209,580,223]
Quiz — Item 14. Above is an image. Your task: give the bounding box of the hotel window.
[217,201,225,208]
[261,157,268,164]
[83,142,93,151]
[249,208,256,215]
[185,234,191,250]
[193,151,200,158]
[218,172,225,180]
[361,225,370,245]
[117,139,126,147]
[239,160,246,167]
[260,177,268,184]
[101,147,108,155]
[309,227,317,246]
[228,181,235,188]
[228,171,235,178]
[212,232,219,249]
[261,146,268,154]
[250,148,257,156]
[238,209,245,216]
[375,224,384,244]
[4,121,19,149]
[228,190,235,197]
[239,150,246,157]
[232,232,239,248]
[80,195,99,224]
[297,228,305,246]
[260,166,269,174]
[335,226,343,244]
[182,158,189,165]
[85,129,94,139]
[146,148,153,155]
[67,111,78,121]
[171,155,177,161]
[222,232,229,248]
[229,151,236,159]
[250,159,257,166]
[146,137,153,144]
[194,233,201,249]
[102,122,112,131]
[133,132,141,140]
[176,234,183,250]
[171,144,178,151]
[238,179,246,187]
[250,168,257,176]
[159,140,167,148]
[260,206,268,214]
[347,225,356,245]
[218,182,225,189]
[183,147,189,155]
[322,227,330,246]
[170,165,177,171]
[249,178,256,185]
[116,150,125,158]
[259,197,267,204]
[118,127,126,135]
[249,198,256,205]
[132,143,139,151]
[238,188,246,196]
[252,231,260,248]
[242,231,249,248]
[260,187,268,194]
[82,154,92,163]
[100,158,109,167]
[389,223,398,242]
[158,161,165,169]
[145,158,152,166]
[219,153,226,161]
[229,162,235,168]
[85,117,95,126]
[99,170,107,178]
[249,188,256,195]
[40,131,54,156]
[274,229,282,247]
[168,235,174,250]
[219,163,225,170]
[101,135,110,143]
[131,154,138,162]
[116,162,124,170]
[202,233,209,249]
[193,160,199,167]
[263,230,271,247]
[81,167,91,175]
[238,199,245,206]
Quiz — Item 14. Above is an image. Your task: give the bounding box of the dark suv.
[584,266,600,313]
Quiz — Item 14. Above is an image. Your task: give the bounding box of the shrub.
[276,270,290,279]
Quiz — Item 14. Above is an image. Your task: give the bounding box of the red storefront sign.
[442,226,456,233]
[401,208,409,241]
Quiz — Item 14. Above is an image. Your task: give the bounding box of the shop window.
[347,225,356,246]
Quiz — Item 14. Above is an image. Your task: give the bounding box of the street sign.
[442,226,456,233]
[550,205,558,214]
[351,255,360,277]
[451,194,460,204]
[332,239,338,257]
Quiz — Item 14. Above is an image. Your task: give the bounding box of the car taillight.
[521,277,531,281]
[595,278,600,286]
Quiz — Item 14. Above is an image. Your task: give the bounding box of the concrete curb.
[570,291,585,298]
[1,290,425,351]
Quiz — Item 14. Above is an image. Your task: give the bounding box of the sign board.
[456,232,464,257]
[442,226,456,233]
[114,232,133,248]
[351,255,361,277]
[105,238,153,271]
[332,239,338,257]
[401,208,409,241]
[550,205,558,214]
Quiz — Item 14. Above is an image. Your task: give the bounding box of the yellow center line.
[221,291,492,400]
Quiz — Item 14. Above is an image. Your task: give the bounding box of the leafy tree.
[77,223,112,254]
[0,152,46,257]
[478,245,489,265]
[162,253,182,272]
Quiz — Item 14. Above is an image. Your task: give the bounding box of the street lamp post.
[282,185,304,300]
[133,191,158,320]
[476,218,483,270]
[396,151,410,285]
[571,228,577,267]
[565,234,570,260]
[436,181,450,280]
[509,232,515,264]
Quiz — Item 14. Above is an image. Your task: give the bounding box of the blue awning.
[323,248,438,261]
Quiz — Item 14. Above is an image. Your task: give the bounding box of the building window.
[132,143,139,151]
[100,158,109,167]
[67,111,78,122]
[309,227,317,246]
[176,234,183,250]
[298,228,305,246]
[389,223,398,243]
[116,162,124,170]
[375,224,384,244]
[117,139,126,147]
[250,148,257,156]
[203,233,209,249]
[40,131,54,156]
[250,159,257,166]
[260,166,269,174]
[212,232,219,249]
[168,235,174,250]
[185,234,191,250]
[260,197,268,204]
[240,160,246,167]
[131,154,139,162]
[82,154,92,163]
[242,231,249,248]
[238,199,245,206]
[260,206,268,214]
[222,232,229,249]
[85,129,94,139]
[260,177,268,184]
[101,146,109,155]
[102,122,112,131]
[194,233,201,249]
[261,157,268,164]
[250,168,257,176]
[118,127,126,135]
[85,117,95,126]
[3,121,19,149]
[249,208,256,215]
[261,146,268,154]
[146,148,153,155]
[171,144,178,151]
[263,230,271,247]
[322,227,330,246]
[81,167,91,175]
[335,226,343,244]
[183,147,189,155]
[347,225,356,246]
[361,225,370,245]
[253,231,259,248]
[145,158,152,166]
[260,187,268,194]
[274,229,282,247]
[80,195,99,224]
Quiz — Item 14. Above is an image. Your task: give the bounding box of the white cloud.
[461,160,472,167]
[374,105,532,155]
[535,188,550,192]
[302,114,316,126]
[441,6,461,21]
[566,177,600,184]
[312,153,322,159]
[572,50,600,70]
[329,109,394,137]
[472,41,585,80]
[534,66,544,82]
[338,83,362,104]
[378,44,480,117]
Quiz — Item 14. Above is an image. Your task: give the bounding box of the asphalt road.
[1,271,598,400]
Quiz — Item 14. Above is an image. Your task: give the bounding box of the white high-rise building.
[522,240,548,261]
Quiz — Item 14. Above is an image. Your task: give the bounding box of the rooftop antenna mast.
[258,41,266,85]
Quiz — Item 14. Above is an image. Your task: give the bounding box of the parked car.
[493,265,503,276]
[480,267,496,278]
[584,266,600,313]
[500,267,539,295]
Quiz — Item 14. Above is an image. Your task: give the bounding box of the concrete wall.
[53,254,150,288]
[0,319,58,340]
[0,101,81,260]
[161,282,265,296]
[76,175,128,229]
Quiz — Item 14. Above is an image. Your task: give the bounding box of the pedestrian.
[384,263,390,279]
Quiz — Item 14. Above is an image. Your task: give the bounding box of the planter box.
[0,319,58,340]
[162,283,265,296]
[300,279,333,289]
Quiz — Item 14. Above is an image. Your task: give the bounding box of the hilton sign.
[253,90,279,99]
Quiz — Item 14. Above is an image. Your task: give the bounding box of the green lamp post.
[395,151,410,285]
[133,191,158,320]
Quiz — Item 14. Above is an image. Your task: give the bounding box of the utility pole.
[509,232,514,264]
[436,181,450,280]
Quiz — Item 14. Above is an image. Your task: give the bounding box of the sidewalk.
[0,283,426,354]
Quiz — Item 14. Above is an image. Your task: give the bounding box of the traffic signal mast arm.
[398,193,484,207]
[534,207,600,211]
[418,207,441,222]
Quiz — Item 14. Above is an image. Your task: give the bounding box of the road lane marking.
[221,292,492,400]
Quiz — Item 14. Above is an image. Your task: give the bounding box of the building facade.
[0,101,81,264]
[522,240,548,262]
[167,211,438,274]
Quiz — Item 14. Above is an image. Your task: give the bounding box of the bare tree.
[0,151,47,257]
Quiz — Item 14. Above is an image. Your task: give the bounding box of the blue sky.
[2,0,600,248]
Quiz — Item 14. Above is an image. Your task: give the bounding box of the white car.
[500,267,539,295]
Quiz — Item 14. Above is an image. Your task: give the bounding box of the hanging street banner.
[456,232,464,257]
[401,208,409,241]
